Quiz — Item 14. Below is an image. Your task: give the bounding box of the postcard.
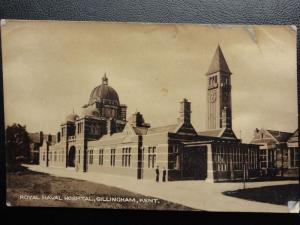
[2,20,299,212]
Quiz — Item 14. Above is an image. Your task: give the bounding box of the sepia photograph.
[1,20,299,212]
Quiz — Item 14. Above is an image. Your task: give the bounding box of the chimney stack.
[57,132,61,143]
[177,98,191,124]
[107,118,116,135]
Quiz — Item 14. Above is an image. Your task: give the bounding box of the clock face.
[210,90,217,103]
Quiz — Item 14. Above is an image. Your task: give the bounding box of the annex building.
[250,128,298,177]
[39,46,297,182]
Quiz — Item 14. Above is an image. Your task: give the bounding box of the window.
[89,150,94,164]
[78,150,80,164]
[169,146,180,170]
[54,151,57,162]
[289,147,299,168]
[78,122,83,134]
[122,147,131,167]
[148,147,156,168]
[268,149,275,168]
[62,127,66,137]
[42,152,45,161]
[260,149,267,168]
[249,149,257,169]
[49,152,52,162]
[215,146,227,171]
[208,76,218,89]
[110,149,116,166]
[99,149,104,165]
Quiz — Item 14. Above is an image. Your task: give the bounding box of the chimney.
[254,128,260,136]
[48,134,52,143]
[57,132,61,143]
[130,112,144,127]
[177,98,191,124]
[130,112,150,128]
[39,131,44,145]
[107,118,116,135]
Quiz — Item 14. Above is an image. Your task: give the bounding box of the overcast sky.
[1,20,297,142]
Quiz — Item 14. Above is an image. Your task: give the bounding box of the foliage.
[5,123,31,169]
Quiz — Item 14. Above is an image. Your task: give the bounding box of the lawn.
[223,184,299,205]
[6,167,192,210]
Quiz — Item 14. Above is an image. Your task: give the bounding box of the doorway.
[68,146,76,167]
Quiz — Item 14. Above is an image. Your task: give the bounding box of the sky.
[1,20,298,142]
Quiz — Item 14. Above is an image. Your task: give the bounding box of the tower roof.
[206,45,231,75]
[88,73,120,105]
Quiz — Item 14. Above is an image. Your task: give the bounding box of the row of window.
[42,151,65,163]
[87,147,156,168]
[214,147,259,171]
[61,122,103,138]
[259,148,299,169]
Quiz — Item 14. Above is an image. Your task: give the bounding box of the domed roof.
[88,74,120,105]
[66,113,79,123]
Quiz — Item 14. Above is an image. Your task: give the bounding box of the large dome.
[88,74,120,105]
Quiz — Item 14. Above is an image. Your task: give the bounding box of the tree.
[5,123,30,169]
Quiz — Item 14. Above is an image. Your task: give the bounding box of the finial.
[102,72,108,85]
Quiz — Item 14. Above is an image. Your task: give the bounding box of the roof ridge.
[148,124,177,129]
[206,45,231,75]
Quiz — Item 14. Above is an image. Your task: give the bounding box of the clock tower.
[206,45,232,130]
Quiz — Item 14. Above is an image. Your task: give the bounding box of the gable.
[175,122,198,136]
[251,129,279,144]
[121,123,136,136]
[220,128,237,139]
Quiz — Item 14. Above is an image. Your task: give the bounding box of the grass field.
[6,167,192,210]
[223,184,299,205]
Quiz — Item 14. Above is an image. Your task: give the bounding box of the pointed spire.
[102,73,108,85]
[206,45,231,75]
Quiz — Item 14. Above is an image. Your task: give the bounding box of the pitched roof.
[266,130,292,143]
[198,128,237,139]
[147,124,178,135]
[287,129,298,143]
[206,45,231,75]
[198,129,224,137]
